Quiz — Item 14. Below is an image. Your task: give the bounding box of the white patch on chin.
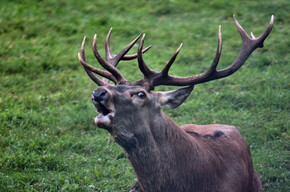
[94,114,112,127]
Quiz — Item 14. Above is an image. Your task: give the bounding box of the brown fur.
[91,86,262,192]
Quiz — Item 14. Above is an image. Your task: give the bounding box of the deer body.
[126,120,251,192]
[93,86,260,192]
[78,16,274,191]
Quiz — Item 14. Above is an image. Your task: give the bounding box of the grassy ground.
[0,0,289,191]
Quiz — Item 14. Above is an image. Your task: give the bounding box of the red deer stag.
[78,16,274,192]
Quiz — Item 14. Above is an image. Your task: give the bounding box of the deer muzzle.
[91,88,114,128]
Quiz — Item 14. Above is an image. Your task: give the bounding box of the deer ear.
[159,86,194,109]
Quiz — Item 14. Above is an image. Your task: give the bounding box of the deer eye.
[137,91,146,99]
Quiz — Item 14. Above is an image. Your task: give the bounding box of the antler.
[78,28,152,86]
[134,15,274,90]
[79,16,274,91]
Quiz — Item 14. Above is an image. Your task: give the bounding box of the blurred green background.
[0,0,289,191]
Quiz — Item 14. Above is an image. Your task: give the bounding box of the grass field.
[0,0,289,191]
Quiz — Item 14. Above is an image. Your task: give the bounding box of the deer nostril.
[92,89,108,102]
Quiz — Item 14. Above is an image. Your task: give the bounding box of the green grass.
[0,0,289,191]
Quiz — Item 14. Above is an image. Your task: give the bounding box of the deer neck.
[113,110,195,153]
[112,110,200,191]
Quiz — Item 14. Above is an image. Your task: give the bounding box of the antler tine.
[83,68,106,86]
[233,15,251,42]
[250,32,256,39]
[92,34,126,83]
[255,15,274,47]
[80,44,105,86]
[105,28,114,60]
[203,25,222,77]
[137,34,156,78]
[161,43,183,77]
[105,28,153,65]
[177,25,222,84]
[78,36,116,86]
[122,45,152,60]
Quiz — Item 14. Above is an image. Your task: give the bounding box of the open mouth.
[93,101,112,118]
[93,101,114,128]
[98,103,111,116]
[91,97,114,128]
